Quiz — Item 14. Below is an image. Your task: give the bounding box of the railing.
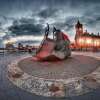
[0,47,36,54]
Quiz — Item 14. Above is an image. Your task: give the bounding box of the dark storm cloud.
[8,18,43,35]
[0,0,100,38]
[0,0,99,16]
[76,3,100,33]
[38,8,58,18]
[64,17,79,30]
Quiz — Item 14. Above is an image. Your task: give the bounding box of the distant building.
[74,20,100,51]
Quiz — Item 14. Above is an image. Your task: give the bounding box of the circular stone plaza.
[7,51,100,98]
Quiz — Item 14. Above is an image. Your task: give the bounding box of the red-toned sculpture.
[33,24,71,61]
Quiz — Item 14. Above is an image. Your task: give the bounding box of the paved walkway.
[0,52,100,100]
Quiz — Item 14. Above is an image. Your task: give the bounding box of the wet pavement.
[0,52,100,100]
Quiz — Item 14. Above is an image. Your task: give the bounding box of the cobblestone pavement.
[0,52,100,100]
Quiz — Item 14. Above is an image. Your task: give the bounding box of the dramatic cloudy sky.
[0,0,100,41]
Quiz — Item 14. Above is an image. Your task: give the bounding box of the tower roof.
[76,20,83,28]
[77,20,81,24]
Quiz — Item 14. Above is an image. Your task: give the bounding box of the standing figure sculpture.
[33,24,71,61]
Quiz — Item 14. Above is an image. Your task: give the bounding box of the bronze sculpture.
[33,24,71,61]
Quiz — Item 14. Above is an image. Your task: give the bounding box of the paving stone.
[0,52,100,100]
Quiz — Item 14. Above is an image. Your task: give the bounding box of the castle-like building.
[74,20,100,50]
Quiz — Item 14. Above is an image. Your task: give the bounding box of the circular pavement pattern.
[18,55,100,79]
[8,53,100,97]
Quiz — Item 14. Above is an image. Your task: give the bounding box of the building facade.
[74,20,100,51]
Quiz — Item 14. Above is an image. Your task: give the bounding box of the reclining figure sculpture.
[33,24,71,61]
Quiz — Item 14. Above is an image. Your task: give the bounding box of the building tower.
[75,20,83,45]
[75,20,83,37]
